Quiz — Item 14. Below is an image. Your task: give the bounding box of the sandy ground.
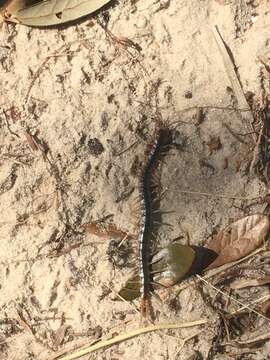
[0,0,270,359]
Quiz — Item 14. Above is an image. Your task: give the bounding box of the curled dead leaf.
[206,214,270,269]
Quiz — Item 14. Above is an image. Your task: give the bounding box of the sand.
[0,0,270,359]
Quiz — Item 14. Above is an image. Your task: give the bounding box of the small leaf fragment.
[118,274,141,302]
[81,222,134,240]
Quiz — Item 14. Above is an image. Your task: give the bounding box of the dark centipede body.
[138,127,172,308]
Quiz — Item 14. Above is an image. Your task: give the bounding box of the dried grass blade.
[54,320,208,360]
[212,26,255,139]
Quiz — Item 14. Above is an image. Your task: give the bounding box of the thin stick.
[178,189,258,201]
[229,294,270,317]
[116,140,139,156]
[54,320,208,360]
[196,275,270,322]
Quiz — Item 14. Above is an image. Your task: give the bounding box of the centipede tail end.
[140,295,150,318]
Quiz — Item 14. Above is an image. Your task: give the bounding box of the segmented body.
[138,128,168,305]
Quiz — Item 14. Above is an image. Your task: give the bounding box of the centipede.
[84,121,217,312]
[138,124,172,315]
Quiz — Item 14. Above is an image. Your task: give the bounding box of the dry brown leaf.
[81,222,134,240]
[206,214,270,269]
